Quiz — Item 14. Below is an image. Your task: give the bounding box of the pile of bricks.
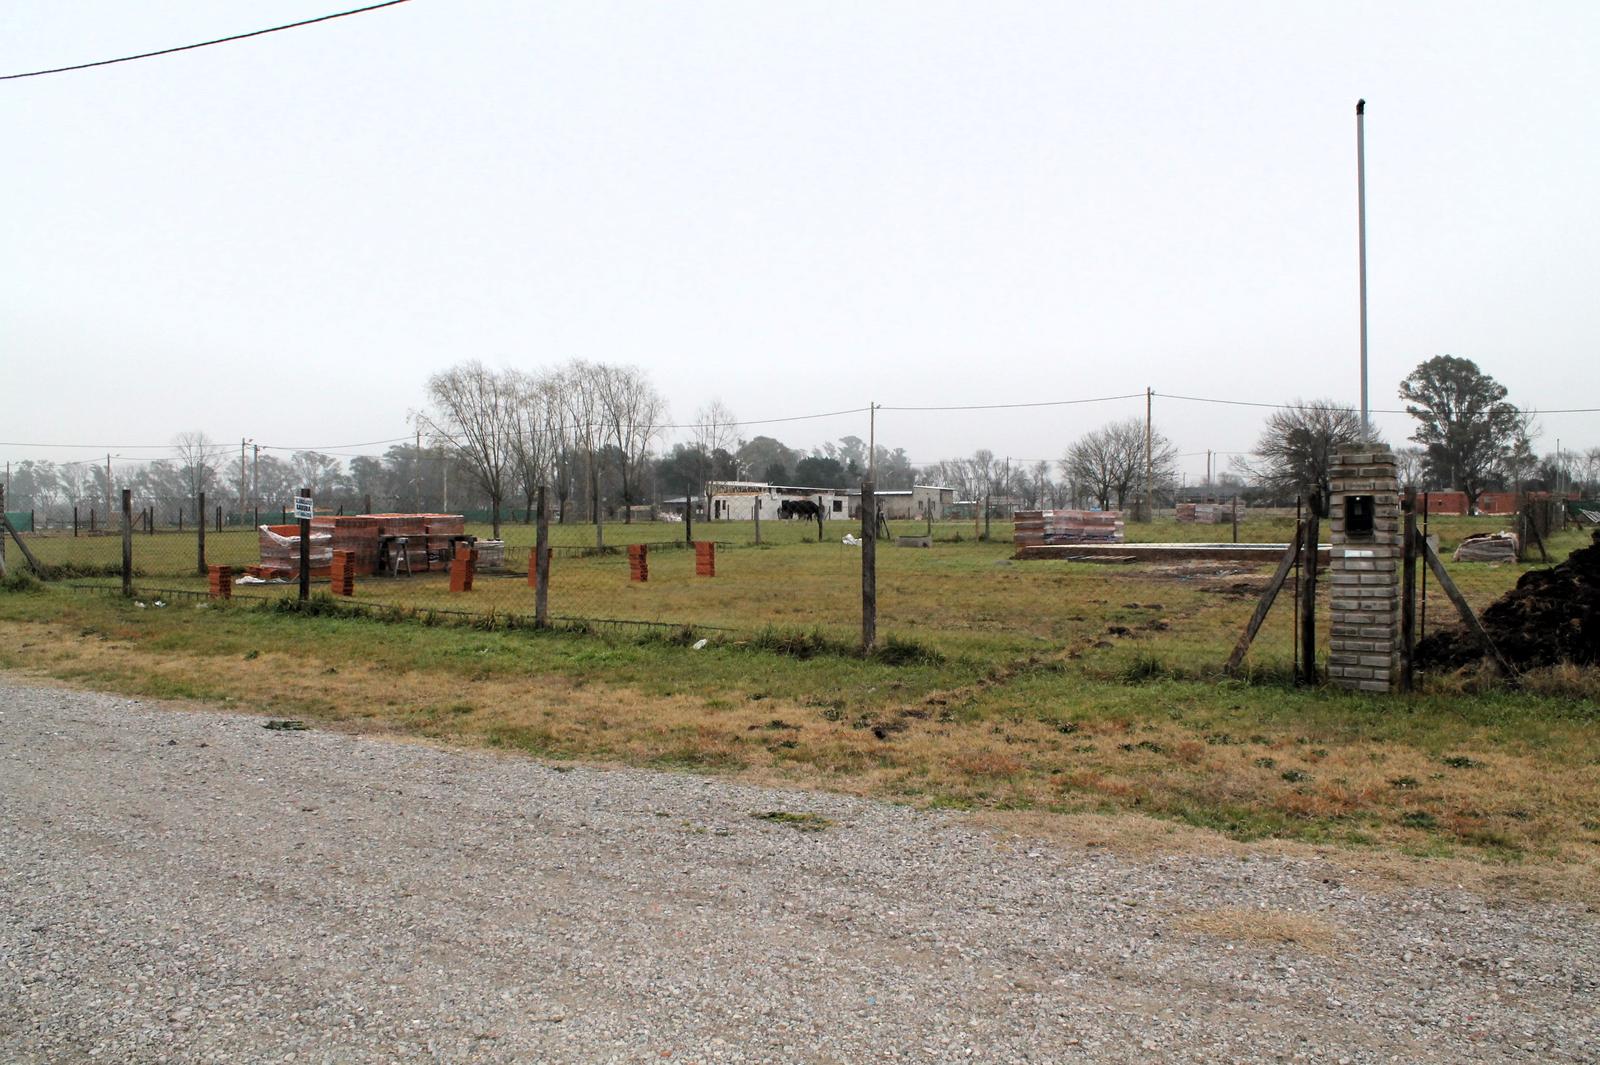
[256,524,333,579]
[628,544,649,582]
[207,565,231,600]
[1012,510,1125,548]
[449,542,476,593]
[312,516,382,575]
[330,550,356,596]
[1175,503,1227,524]
[695,541,715,577]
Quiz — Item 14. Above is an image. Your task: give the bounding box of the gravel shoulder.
[1,678,1595,1064]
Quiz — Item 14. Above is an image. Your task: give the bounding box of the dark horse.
[778,499,823,520]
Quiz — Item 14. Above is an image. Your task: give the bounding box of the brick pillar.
[449,542,476,593]
[207,565,232,600]
[694,540,715,577]
[628,544,648,582]
[1327,451,1401,692]
[330,550,355,597]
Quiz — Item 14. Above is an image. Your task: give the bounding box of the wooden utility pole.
[1144,387,1154,522]
[0,485,7,579]
[197,491,207,576]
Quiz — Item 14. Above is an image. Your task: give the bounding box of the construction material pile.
[1453,531,1518,563]
[1013,510,1125,548]
[1418,530,1600,669]
[255,526,333,579]
[1175,503,1228,524]
[253,514,466,579]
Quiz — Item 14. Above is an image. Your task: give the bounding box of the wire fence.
[3,485,1585,688]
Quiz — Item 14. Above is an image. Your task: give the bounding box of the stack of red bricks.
[330,550,356,596]
[526,547,553,587]
[694,540,715,577]
[1012,510,1125,547]
[207,565,232,600]
[628,544,649,582]
[312,516,382,575]
[449,542,476,592]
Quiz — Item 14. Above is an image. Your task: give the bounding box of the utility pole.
[414,428,422,512]
[868,402,877,481]
[1356,98,1370,440]
[1144,387,1154,522]
[105,453,113,519]
[240,438,249,523]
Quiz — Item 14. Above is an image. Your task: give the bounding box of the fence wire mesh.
[8,494,1583,688]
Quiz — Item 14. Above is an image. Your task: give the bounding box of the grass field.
[14,515,1588,681]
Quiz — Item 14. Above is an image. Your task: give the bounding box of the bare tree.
[172,432,218,503]
[420,361,518,538]
[693,399,739,473]
[1395,446,1426,490]
[507,371,559,523]
[598,364,667,524]
[1234,399,1372,513]
[554,360,608,543]
[1060,419,1176,511]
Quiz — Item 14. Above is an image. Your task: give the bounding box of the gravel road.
[1,679,1595,1064]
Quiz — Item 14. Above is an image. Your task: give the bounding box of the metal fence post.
[534,485,550,628]
[0,485,7,579]
[861,480,877,652]
[753,495,761,545]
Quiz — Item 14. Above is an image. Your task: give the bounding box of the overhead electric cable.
[0,0,412,81]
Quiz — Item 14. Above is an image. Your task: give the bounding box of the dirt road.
[1,680,1594,1063]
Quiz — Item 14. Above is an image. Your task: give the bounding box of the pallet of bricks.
[1012,510,1125,548]
[1175,503,1227,524]
[251,525,333,579]
[628,544,649,581]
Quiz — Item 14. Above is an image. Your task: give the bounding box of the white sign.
[293,496,314,520]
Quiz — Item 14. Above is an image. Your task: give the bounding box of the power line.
[1153,391,1600,416]
[0,0,412,82]
[880,393,1144,413]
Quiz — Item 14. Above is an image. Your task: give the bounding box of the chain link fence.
[2,487,1588,686]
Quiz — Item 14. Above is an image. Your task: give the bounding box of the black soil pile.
[1417,531,1600,670]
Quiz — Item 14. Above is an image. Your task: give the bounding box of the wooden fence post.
[861,480,877,652]
[684,482,693,544]
[534,485,550,629]
[197,491,207,576]
[1401,490,1417,692]
[753,496,761,545]
[298,488,311,602]
[0,486,7,579]
[121,489,133,597]
[215,504,222,533]
[1299,492,1320,685]
[815,495,824,542]
[74,506,79,538]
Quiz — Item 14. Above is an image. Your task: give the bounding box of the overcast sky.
[4,0,1597,483]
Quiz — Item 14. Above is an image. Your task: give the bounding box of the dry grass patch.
[1173,907,1343,954]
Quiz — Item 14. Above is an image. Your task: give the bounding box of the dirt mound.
[1417,531,1600,670]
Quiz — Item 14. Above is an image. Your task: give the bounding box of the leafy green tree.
[794,456,846,489]
[1398,356,1525,512]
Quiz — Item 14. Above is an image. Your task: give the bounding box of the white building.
[705,481,853,521]
[873,485,955,520]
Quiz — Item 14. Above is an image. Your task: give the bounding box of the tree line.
[6,355,1593,525]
